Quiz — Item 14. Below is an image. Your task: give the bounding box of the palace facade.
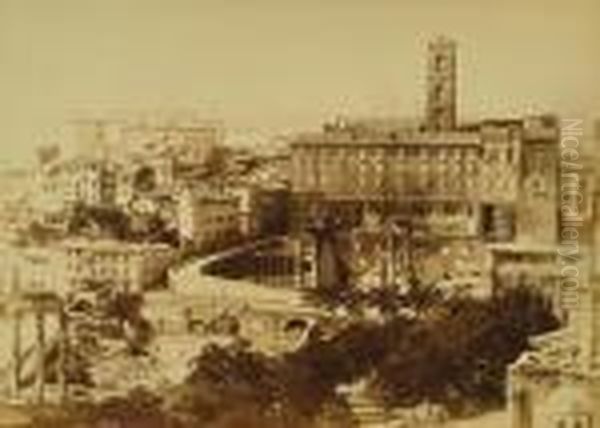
[289,36,560,291]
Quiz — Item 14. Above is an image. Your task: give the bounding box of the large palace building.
[289,36,560,290]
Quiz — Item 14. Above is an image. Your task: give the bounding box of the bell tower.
[425,36,457,132]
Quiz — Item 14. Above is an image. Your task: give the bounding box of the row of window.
[68,262,132,277]
[295,143,515,158]
[299,169,480,190]
[297,146,483,160]
[190,213,238,229]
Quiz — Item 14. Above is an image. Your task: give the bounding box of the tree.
[100,291,154,354]
[93,387,168,428]
[171,343,283,426]
[67,203,131,239]
[129,212,179,246]
[372,287,560,415]
[298,284,559,417]
[169,340,354,428]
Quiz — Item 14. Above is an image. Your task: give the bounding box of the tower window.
[433,84,444,100]
[434,54,444,71]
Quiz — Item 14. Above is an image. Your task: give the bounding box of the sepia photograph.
[0,0,599,427]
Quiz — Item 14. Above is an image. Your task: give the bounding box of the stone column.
[57,303,69,403]
[11,307,22,399]
[293,237,303,289]
[508,373,533,428]
[35,308,46,405]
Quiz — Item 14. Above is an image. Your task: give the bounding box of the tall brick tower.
[425,36,457,131]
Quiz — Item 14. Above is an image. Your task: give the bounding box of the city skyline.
[1,0,599,165]
[1,4,600,425]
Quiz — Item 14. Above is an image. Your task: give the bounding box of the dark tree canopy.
[31,284,559,428]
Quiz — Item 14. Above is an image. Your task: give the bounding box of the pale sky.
[1,0,599,165]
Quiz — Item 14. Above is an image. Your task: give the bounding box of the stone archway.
[282,317,312,348]
[284,318,309,333]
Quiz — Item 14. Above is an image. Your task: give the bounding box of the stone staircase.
[338,380,390,428]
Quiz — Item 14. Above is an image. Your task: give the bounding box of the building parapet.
[292,130,481,148]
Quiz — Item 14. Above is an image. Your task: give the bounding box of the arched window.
[133,166,157,193]
[284,318,308,333]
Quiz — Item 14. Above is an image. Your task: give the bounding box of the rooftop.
[59,238,173,253]
[178,185,239,204]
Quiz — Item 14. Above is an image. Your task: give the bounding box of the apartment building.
[36,157,118,213]
[59,238,174,293]
[177,187,240,251]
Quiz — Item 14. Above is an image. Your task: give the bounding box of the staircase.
[338,380,389,428]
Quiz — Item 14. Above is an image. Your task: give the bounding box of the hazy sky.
[1,0,599,164]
